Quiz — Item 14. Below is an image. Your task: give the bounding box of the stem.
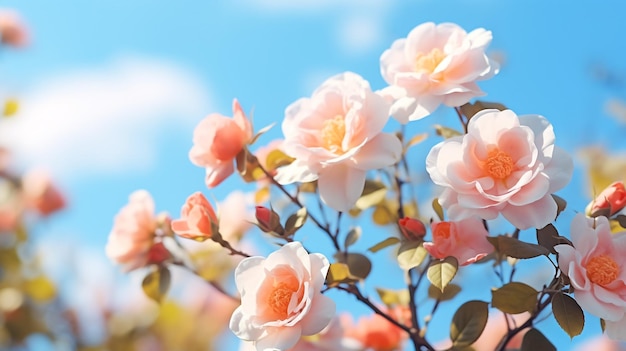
[336,285,435,351]
[257,161,342,252]
[454,106,468,133]
[172,261,240,302]
[494,290,553,351]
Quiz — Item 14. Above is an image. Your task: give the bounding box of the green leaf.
[284,207,307,236]
[368,237,401,253]
[434,124,462,139]
[376,287,410,307]
[346,253,372,280]
[536,224,572,254]
[552,194,567,219]
[344,227,361,248]
[491,282,538,314]
[397,240,428,270]
[432,198,444,221]
[428,283,461,302]
[521,329,555,351]
[450,300,489,348]
[249,122,276,145]
[141,266,171,303]
[427,257,458,293]
[405,132,428,149]
[551,292,584,338]
[325,263,358,287]
[355,180,387,210]
[264,149,294,171]
[460,100,508,119]
[487,235,549,259]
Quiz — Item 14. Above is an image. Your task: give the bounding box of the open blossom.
[426,109,573,230]
[423,217,493,265]
[276,72,402,212]
[105,190,158,271]
[171,192,218,240]
[343,306,409,351]
[0,10,28,48]
[238,314,363,351]
[379,22,499,122]
[587,181,626,217]
[189,99,253,188]
[229,241,335,351]
[555,214,626,341]
[21,169,66,216]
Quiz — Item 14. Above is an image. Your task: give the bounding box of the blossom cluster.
[104,21,626,351]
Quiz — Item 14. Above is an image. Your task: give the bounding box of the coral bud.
[146,241,171,265]
[398,217,426,241]
[587,181,626,217]
[254,206,283,235]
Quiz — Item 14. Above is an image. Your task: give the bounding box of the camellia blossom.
[189,99,253,188]
[0,9,28,48]
[21,169,66,216]
[276,72,402,212]
[423,217,493,266]
[379,22,499,122]
[105,190,158,271]
[343,306,409,351]
[426,109,573,230]
[229,241,335,351]
[171,191,218,240]
[555,214,626,341]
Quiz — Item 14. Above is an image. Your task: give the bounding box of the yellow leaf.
[3,99,18,117]
[24,276,57,302]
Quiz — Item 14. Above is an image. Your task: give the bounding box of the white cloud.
[337,15,385,54]
[238,0,396,54]
[240,0,390,12]
[0,56,211,179]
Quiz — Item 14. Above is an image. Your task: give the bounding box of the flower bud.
[255,206,284,235]
[146,241,171,265]
[398,217,426,241]
[587,181,626,217]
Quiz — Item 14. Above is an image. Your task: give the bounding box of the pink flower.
[470,312,529,350]
[105,190,158,271]
[379,22,499,122]
[276,72,402,212]
[229,241,335,351]
[189,99,253,188]
[425,109,573,230]
[555,214,626,341]
[343,306,409,351]
[171,192,218,240]
[587,181,626,217]
[573,334,625,351]
[216,191,253,242]
[239,314,364,351]
[423,217,493,266]
[0,10,28,48]
[21,169,66,216]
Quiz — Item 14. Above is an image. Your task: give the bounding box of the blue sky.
[2,0,626,350]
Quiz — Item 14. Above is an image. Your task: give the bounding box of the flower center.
[268,280,298,318]
[586,255,619,286]
[484,149,515,179]
[415,48,446,74]
[321,115,346,154]
[434,222,452,240]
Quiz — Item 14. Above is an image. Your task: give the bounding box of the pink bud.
[398,217,426,241]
